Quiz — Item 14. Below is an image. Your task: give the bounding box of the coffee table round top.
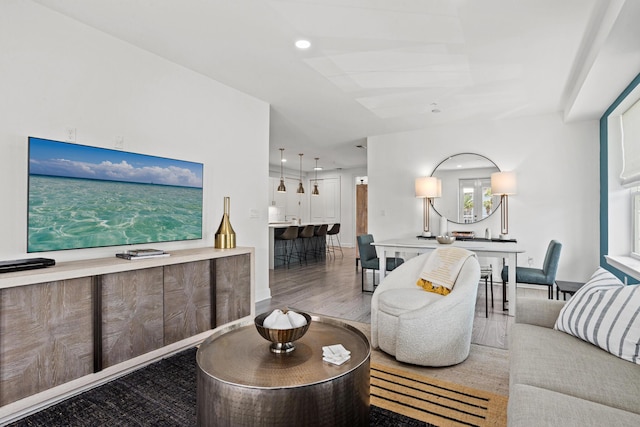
[197,315,370,389]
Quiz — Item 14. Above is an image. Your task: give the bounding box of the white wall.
[367,113,600,282]
[0,1,271,301]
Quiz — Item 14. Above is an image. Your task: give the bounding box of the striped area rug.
[371,363,508,427]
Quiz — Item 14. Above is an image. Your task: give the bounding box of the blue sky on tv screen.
[28,137,203,188]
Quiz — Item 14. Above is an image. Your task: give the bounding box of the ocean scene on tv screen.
[27,137,204,252]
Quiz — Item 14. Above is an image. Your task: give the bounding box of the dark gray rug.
[9,348,434,426]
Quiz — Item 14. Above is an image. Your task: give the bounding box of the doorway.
[355,177,368,259]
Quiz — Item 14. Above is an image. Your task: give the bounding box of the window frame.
[632,188,640,260]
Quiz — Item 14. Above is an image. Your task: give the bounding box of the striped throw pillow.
[554,268,640,365]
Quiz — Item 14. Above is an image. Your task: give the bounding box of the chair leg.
[361,268,377,293]
[335,234,343,258]
[490,274,494,308]
[289,239,302,266]
[284,240,290,266]
[502,280,508,311]
[326,235,334,259]
[289,240,297,266]
[485,276,489,318]
[286,240,293,268]
[277,239,288,268]
[299,239,307,266]
[306,238,315,263]
[287,240,293,266]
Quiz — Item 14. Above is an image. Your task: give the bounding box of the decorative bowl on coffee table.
[254,311,312,353]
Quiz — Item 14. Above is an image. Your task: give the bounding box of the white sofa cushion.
[508,384,640,427]
[511,323,640,415]
[378,288,442,317]
[554,267,640,365]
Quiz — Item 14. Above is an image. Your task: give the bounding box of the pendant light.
[312,157,320,196]
[277,148,286,193]
[297,153,305,194]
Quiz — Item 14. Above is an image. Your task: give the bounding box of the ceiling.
[34,0,640,172]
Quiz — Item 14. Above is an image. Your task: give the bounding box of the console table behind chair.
[372,237,524,316]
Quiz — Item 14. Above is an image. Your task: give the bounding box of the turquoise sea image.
[28,176,203,252]
[27,137,204,252]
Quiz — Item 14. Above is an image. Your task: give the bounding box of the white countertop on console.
[0,246,254,289]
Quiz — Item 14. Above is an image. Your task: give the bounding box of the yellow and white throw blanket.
[417,247,476,295]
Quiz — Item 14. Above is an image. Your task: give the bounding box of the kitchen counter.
[268,222,330,228]
[268,223,332,269]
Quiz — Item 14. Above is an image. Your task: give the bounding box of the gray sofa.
[508,297,640,426]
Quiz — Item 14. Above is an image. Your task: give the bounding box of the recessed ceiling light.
[295,39,311,49]
[281,158,287,162]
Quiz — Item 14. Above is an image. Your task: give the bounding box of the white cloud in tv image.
[27,137,204,253]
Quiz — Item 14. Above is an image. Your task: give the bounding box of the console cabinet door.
[0,278,93,406]
[101,267,164,368]
[214,254,251,326]
[163,260,212,345]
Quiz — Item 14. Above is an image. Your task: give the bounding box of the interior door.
[356,182,368,258]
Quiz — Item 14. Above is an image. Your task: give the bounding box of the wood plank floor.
[258,247,547,349]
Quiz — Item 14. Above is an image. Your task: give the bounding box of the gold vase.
[214,196,236,249]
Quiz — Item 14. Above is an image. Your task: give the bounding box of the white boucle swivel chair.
[371,249,480,366]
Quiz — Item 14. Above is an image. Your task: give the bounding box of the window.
[602,73,640,278]
[621,98,640,187]
[622,98,640,259]
[633,189,640,259]
[458,178,492,223]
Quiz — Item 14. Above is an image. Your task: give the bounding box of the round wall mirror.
[431,153,500,224]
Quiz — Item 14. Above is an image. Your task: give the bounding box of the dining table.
[372,236,525,316]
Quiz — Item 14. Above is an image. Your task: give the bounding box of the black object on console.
[0,257,56,273]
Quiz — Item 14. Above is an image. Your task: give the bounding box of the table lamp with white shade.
[415,176,441,237]
[491,171,517,239]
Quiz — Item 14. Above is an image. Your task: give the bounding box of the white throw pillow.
[554,268,640,364]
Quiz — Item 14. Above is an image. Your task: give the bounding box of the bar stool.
[274,226,299,268]
[299,225,315,264]
[326,223,343,258]
[480,265,494,317]
[313,224,328,259]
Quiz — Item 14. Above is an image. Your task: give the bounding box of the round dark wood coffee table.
[196,315,371,426]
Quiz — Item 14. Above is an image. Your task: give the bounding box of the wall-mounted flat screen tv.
[27,137,204,252]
